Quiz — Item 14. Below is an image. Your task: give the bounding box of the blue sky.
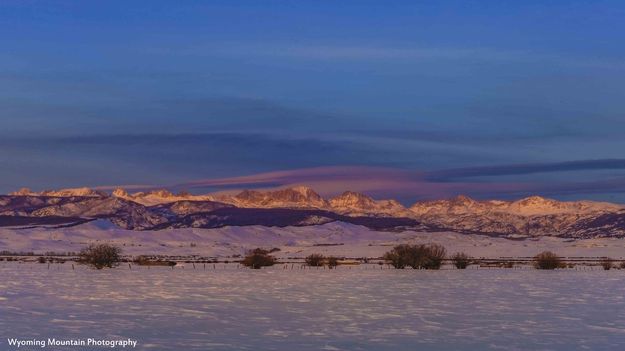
[2,1,625,202]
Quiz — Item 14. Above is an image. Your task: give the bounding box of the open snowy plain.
[1,263,625,351]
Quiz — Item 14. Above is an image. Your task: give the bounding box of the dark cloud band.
[426,159,625,181]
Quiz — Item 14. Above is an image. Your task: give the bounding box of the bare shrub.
[421,244,446,269]
[601,257,614,270]
[452,252,471,269]
[241,248,276,269]
[533,251,563,270]
[134,255,176,266]
[326,256,339,269]
[305,254,325,267]
[383,244,413,269]
[37,256,47,264]
[78,243,122,269]
[383,243,447,270]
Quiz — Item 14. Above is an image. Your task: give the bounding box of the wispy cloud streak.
[427,159,625,182]
[209,44,625,70]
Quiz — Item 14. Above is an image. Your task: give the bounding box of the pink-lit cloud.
[175,166,532,200]
[95,161,625,203]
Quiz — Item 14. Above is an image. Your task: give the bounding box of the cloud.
[179,166,422,195]
[174,166,530,201]
[426,159,625,181]
[173,161,625,203]
[210,44,625,70]
[0,94,348,136]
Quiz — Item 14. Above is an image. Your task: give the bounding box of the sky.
[1,0,625,203]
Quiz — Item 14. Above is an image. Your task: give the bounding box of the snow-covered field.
[2,221,625,259]
[1,263,625,350]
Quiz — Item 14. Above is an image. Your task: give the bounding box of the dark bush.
[452,252,471,269]
[37,256,47,264]
[134,255,176,266]
[305,254,325,267]
[383,244,413,269]
[422,244,446,269]
[241,248,276,269]
[601,257,614,270]
[533,251,563,270]
[78,243,122,269]
[620,261,625,269]
[383,243,447,270]
[326,256,339,269]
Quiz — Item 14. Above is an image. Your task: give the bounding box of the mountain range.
[3,186,625,238]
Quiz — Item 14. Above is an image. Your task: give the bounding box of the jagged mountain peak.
[290,185,317,196]
[231,186,328,208]
[442,195,480,208]
[513,195,556,205]
[148,189,175,197]
[507,195,622,216]
[329,191,408,217]
[10,187,105,198]
[112,188,129,198]
[112,188,214,206]
[9,188,35,196]
[330,191,376,208]
[452,194,475,203]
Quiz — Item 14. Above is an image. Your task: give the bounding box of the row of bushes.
[382,244,475,270]
[68,243,624,271]
[531,251,623,270]
[240,251,341,269]
[383,247,623,271]
[383,244,447,269]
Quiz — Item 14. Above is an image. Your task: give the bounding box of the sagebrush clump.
[78,243,122,269]
[326,256,339,269]
[383,244,447,270]
[601,257,614,270]
[533,251,564,270]
[241,248,276,269]
[305,254,325,267]
[452,252,471,269]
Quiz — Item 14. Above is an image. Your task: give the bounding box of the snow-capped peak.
[409,195,624,217]
[330,191,377,209]
[112,188,215,206]
[9,188,36,196]
[329,191,408,217]
[223,186,329,209]
[10,187,104,197]
[112,188,129,198]
[507,196,622,216]
[291,186,316,196]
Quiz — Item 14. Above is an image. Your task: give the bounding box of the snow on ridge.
[10,186,624,216]
[3,220,625,258]
[111,188,215,206]
[410,194,624,217]
[9,187,105,197]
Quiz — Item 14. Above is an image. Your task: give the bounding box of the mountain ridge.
[3,186,625,238]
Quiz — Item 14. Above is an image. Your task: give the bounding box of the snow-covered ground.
[1,263,624,350]
[2,221,625,259]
